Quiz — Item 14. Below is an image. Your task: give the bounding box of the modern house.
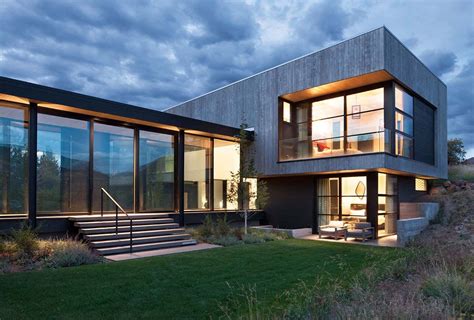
[165,27,447,239]
[0,27,447,253]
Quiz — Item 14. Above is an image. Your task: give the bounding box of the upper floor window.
[395,84,414,158]
[283,101,291,123]
[279,86,388,161]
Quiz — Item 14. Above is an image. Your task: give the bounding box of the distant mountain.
[464,157,474,165]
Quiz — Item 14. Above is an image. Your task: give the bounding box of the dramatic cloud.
[0,0,473,156]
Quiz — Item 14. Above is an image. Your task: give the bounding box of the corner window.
[394,85,414,158]
[415,178,427,191]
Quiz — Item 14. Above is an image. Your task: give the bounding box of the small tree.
[448,138,466,165]
[227,124,269,234]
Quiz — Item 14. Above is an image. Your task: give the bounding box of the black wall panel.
[414,98,435,164]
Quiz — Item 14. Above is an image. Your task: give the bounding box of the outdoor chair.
[318,220,347,240]
[345,222,374,242]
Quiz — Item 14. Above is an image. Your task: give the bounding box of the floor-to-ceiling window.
[184,134,211,210]
[316,176,368,227]
[37,114,89,213]
[279,86,388,161]
[213,139,239,210]
[0,103,28,215]
[138,130,175,211]
[377,173,398,236]
[93,123,134,212]
[395,84,414,158]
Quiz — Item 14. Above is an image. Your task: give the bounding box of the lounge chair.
[345,222,374,242]
[318,220,347,240]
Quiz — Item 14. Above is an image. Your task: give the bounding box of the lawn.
[0,239,401,319]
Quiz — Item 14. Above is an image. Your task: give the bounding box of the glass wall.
[213,139,239,210]
[184,135,211,210]
[37,114,89,213]
[377,173,398,236]
[0,103,28,214]
[93,123,134,212]
[138,130,175,211]
[317,176,367,227]
[395,85,414,158]
[279,86,389,161]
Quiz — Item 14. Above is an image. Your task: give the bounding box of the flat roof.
[0,76,243,139]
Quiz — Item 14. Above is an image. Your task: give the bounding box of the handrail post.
[130,219,133,253]
[115,206,118,235]
[100,189,103,217]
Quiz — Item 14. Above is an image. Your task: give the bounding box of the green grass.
[0,240,401,319]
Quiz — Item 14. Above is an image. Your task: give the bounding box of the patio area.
[297,234,400,247]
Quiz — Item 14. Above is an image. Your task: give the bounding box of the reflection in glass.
[213,139,239,210]
[347,88,384,113]
[139,131,174,211]
[0,104,28,214]
[346,131,386,153]
[395,84,413,115]
[396,111,413,135]
[312,96,344,120]
[396,133,413,158]
[37,114,89,213]
[184,135,211,210]
[93,123,134,211]
[347,110,384,136]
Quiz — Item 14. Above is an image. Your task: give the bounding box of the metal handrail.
[100,188,133,253]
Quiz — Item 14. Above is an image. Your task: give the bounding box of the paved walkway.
[297,234,400,247]
[106,243,221,261]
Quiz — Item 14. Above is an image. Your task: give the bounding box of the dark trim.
[0,76,244,139]
[367,172,378,238]
[27,102,37,227]
[277,151,390,164]
[209,138,215,211]
[177,130,185,226]
[134,128,139,213]
[88,120,94,214]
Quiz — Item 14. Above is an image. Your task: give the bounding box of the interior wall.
[262,176,314,229]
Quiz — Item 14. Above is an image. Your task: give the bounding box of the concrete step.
[69,213,171,222]
[75,218,174,228]
[83,228,186,241]
[90,233,192,248]
[80,223,180,234]
[96,239,197,255]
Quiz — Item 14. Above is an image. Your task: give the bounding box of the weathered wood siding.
[167,27,447,179]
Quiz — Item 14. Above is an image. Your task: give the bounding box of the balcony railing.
[279,129,391,161]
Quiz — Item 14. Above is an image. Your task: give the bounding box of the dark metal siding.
[262,176,314,229]
[414,98,435,165]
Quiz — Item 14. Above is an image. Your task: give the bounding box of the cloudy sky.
[1,0,473,157]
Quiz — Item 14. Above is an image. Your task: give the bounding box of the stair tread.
[69,213,171,221]
[75,218,173,226]
[96,239,197,254]
[90,234,192,246]
[79,223,179,233]
[84,228,186,239]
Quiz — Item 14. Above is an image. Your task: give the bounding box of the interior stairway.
[70,213,197,256]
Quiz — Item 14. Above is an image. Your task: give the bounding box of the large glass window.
[213,139,239,210]
[0,103,28,215]
[184,135,211,210]
[377,173,398,236]
[93,123,134,211]
[279,87,388,161]
[37,114,89,213]
[138,130,175,212]
[395,85,414,158]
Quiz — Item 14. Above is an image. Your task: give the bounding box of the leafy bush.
[208,235,241,247]
[47,240,102,268]
[422,271,474,314]
[215,214,231,237]
[242,233,265,244]
[199,215,214,239]
[10,224,39,256]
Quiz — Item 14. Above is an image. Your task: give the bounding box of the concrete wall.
[167,27,447,179]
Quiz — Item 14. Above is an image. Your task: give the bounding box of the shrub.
[421,271,474,315]
[208,235,241,247]
[47,240,102,268]
[215,214,231,237]
[242,233,265,244]
[199,215,214,239]
[10,224,39,256]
